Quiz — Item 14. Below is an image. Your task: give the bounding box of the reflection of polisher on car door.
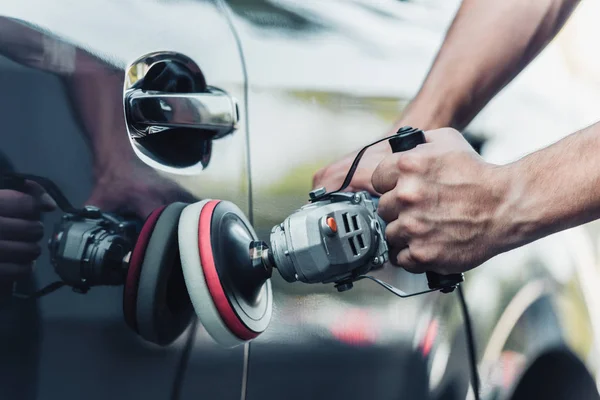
[0,126,463,347]
[0,173,195,346]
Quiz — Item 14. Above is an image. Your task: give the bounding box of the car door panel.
[0,1,249,398]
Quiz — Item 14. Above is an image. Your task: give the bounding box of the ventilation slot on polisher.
[343,213,363,256]
[342,213,361,233]
[348,238,358,256]
[342,213,351,233]
[356,234,365,249]
[351,214,359,230]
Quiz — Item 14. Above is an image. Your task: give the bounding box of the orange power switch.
[326,217,337,233]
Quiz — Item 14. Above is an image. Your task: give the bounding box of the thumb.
[23,180,57,212]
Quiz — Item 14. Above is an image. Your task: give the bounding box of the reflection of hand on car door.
[62,47,197,218]
[0,180,56,279]
[70,54,196,216]
[85,161,197,218]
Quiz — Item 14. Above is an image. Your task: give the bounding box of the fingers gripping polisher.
[175,127,464,348]
[263,127,463,292]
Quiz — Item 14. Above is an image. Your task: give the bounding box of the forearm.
[400,0,580,131]
[499,122,600,251]
[0,19,137,178]
[66,51,142,181]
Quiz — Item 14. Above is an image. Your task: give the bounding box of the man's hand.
[0,180,57,279]
[372,128,511,275]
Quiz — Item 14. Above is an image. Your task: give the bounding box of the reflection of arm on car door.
[0,17,195,280]
[0,17,196,217]
[60,50,198,217]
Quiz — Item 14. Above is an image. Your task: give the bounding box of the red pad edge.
[198,200,259,341]
[123,206,167,332]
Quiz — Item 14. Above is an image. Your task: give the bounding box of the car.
[1,1,600,399]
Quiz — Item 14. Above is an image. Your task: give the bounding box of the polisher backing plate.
[133,202,194,346]
[203,200,272,333]
[123,205,166,333]
[178,200,273,348]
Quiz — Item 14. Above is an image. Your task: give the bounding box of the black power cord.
[167,314,252,400]
[457,285,480,400]
[170,317,199,400]
[12,281,66,300]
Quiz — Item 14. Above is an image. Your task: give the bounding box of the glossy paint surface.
[0,1,599,399]
[0,1,249,399]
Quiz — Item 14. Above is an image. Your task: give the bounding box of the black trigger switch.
[388,126,425,153]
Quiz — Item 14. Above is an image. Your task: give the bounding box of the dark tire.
[510,347,599,400]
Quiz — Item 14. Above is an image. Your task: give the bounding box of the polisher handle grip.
[387,127,464,292]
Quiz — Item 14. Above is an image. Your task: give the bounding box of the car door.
[220,1,473,399]
[0,1,250,399]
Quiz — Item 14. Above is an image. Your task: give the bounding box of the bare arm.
[400,0,581,130]
[501,121,600,251]
[313,0,581,194]
[367,0,600,274]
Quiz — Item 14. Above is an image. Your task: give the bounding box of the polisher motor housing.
[268,191,388,286]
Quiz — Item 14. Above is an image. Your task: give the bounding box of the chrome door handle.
[125,87,239,139]
[123,51,240,173]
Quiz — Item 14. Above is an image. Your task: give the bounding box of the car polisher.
[171,127,464,348]
[0,174,195,347]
